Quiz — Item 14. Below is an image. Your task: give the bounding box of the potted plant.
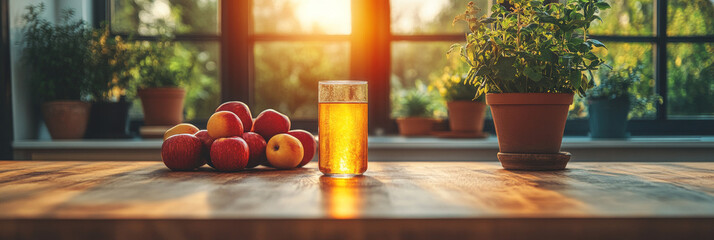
[451,0,610,170]
[133,40,192,126]
[394,81,438,136]
[432,65,487,135]
[587,66,660,139]
[21,4,92,139]
[85,25,134,138]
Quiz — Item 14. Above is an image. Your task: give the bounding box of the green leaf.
[569,71,582,89]
[521,23,539,32]
[447,43,462,56]
[494,57,517,82]
[587,39,607,49]
[595,2,611,10]
[524,66,543,82]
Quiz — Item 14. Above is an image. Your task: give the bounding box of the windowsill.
[12,136,714,162]
[12,135,714,149]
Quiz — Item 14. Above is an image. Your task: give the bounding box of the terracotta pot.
[138,87,186,126]
[486,93,573,153]
[396,117,435,136]
[42,101,91,139]
[447,101,487,132]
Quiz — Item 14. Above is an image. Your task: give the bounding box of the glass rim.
[319,80,367,85]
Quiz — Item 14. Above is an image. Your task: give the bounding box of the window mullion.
[655,0,668,120]
[351,0,392,134]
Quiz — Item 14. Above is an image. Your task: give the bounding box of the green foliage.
[131,40,193,89]
[20,4,91,101]
[450,0,610,97]
[254,42,349,119]
[588,66,641,100]
[85,24,133,102]
[430,64,483,102]
[588,66,662,119]
[393,81,439,118]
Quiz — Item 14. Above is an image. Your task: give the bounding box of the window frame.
[104,0,714,135]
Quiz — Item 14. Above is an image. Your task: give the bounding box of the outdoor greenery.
[393,81,439,118]
[430,51,483,102]
[449,0,610,97]
[588,66,642,100]
[587,66,662,119]
[107,0,712,120]
[112,0,220,120]
[86,25,133,102]
[131,40,192,89]
[20,4,91,102]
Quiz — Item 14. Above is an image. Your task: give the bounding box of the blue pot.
[588,96,630,139]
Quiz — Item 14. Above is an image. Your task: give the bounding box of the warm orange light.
[320,176,361,219]
[294,0,351,34]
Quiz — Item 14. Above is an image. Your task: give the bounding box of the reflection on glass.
[667,0,714,36]
[254,0,351,34]
[667,43,714,119]
[589,0,653,36]
[390,0,489,34]
[111,0,219,35]
[254,42,350,119]
[129,41,221,121]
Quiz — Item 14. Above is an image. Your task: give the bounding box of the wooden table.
[1,161,712,240]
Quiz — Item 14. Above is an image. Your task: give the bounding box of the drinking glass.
[318,80,368,177]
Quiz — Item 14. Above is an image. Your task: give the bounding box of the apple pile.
[161,101,316,171]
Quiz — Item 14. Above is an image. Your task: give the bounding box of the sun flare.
[294,0,351,34]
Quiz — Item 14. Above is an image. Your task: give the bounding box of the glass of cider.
[318,80,368,177]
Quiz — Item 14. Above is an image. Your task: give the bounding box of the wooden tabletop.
[1,161,713,240]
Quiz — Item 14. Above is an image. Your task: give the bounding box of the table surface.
[1,161,713,240]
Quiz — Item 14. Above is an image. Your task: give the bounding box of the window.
[252,0,351,120]
[107,0,221,121]
[105,0,714,135]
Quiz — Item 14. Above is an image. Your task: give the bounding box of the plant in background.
[431,52,485,102]
[131,40,193,89]
[588,66,662,119]
[432,66,481,102]
[449,0,611,97]
[86,24,134,102]
[588,66,640,100]
[393,81,439,118]
[20,3,91,101]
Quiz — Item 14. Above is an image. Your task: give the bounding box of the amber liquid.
[318,102,368,176]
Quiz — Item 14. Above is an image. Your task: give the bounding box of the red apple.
[207,111,244,139]
[194,130,214,168]
[242,132,267,168]
[210,137,250,171]
[287,130,316,168]
[266,133,304,169]
[252,109,290,140]
[216,101,253,133]
[161,134,203,171]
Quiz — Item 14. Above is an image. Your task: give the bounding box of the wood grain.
[0,161,713,240]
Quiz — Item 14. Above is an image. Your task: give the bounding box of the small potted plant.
[133,40,192,126]
[451,0,610,170]
[587,66,660,138]
[394,81,438,136]
[85,25,134,138]
[432,65,487,136]
[21,4,92,139]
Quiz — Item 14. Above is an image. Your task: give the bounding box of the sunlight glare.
[295,0,351,34]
